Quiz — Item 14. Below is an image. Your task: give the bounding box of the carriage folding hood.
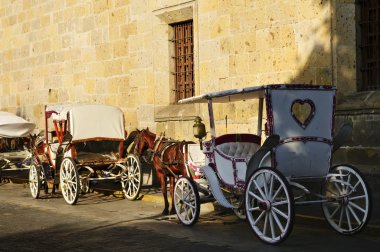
[178,86,266,137]
[0,111,35,138]
[46,104,125,142]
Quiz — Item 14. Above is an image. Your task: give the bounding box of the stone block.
[210,15,230,39]
[109,25,120,40]
[129,35,144,52]
[94,0,110,14]
[48,89,58,103]
[83,16,95,32]
[199,0,218,12]
[105,59,123,76]
[96,43,112,60]
[130,69,146,88]
[84,79,95,94]
[121,21,137,38]
[95,12,109,26]
[113,40,128,57]
[316,68,333,85]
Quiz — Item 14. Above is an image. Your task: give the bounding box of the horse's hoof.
[162,209,169,215]
[169,209,176,215]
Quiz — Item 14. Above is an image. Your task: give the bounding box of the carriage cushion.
[217,142,260,160]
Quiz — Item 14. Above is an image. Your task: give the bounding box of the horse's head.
[134,128,156,156]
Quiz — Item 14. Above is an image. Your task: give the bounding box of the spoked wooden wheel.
[245,167,294,245]
[322,165,372,235]
[29,163,42,199]
[174,176,200,226]
[121,154,142,200]
[60,157,80,205]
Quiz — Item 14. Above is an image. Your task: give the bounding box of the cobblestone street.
[1,182,379,252]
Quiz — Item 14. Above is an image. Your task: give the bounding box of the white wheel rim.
[60,159,79,204]
[29,165,39,198]
[322,166,370,233]
[245,169,292,244]
[174,178,197,225]
[122,156,141,199]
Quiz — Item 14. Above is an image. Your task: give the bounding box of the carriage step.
[201,166,236,209]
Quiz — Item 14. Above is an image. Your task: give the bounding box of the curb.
[140,191,215,213]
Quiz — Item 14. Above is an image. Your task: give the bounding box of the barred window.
[358,1,380,91]
[171,21,194,102]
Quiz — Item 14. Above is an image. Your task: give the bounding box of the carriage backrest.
[266,86,335,178]
[215,134,261,159]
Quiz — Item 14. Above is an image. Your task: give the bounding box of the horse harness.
[151,135,188,178]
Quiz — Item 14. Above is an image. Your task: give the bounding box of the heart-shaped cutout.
[291,99,315,129]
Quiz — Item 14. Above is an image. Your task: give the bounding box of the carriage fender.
[245,134,280,182]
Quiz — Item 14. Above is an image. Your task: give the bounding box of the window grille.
[171,21,194,102]
[358,0,380,91]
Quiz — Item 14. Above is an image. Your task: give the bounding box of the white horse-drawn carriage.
[174,85,371,244]
[29,104,143,205]
[0,112,37,182]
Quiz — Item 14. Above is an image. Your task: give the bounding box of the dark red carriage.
[29,104,143,204]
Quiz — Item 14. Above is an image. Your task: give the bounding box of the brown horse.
[134,128,193,215]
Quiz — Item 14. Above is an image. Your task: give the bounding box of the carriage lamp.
[193,116,206,149]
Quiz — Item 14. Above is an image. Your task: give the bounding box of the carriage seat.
[73,140,121,163]
[215,134,261,160]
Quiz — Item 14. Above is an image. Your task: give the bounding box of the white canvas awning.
[178,85,336,104]
[0,112,35,138]
[68,105,125,141]
[178,86,266,104]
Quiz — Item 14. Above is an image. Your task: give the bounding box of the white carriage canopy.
[178,86,266,104]
[46,104,125,142]
[0,111,35,138]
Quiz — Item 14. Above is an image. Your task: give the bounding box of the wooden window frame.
[358,0,380,91]
[171,20,194,102]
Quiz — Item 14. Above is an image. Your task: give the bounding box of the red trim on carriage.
[214,134,261,146]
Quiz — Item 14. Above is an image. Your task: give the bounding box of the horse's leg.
[169,176,176,215]
[158,172,169,215]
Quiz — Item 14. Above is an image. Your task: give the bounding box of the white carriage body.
[176,85,371,241]
[180,85,336,183]
[266,87,335,178]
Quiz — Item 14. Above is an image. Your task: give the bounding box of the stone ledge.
[154,103,199,122]
[333,146,380,175]
[336,91,380,115]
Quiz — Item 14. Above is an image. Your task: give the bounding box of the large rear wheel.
[29,163,42,199]
[174,176,200,226]
[60,157,80,205]
[121,154,142,200]
[245,167,294,245]
[322,165,371,235]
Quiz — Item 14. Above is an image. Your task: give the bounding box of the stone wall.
[0,0,337,141]
[0,0,155,132]
[2,0,377,174]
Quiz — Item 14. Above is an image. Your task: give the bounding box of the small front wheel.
[245,167,294,245]
[174,176,200,226]
[121,154,142,200]
[60,157,80,205]
[322,165,372,235]
[29,163,42,199]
